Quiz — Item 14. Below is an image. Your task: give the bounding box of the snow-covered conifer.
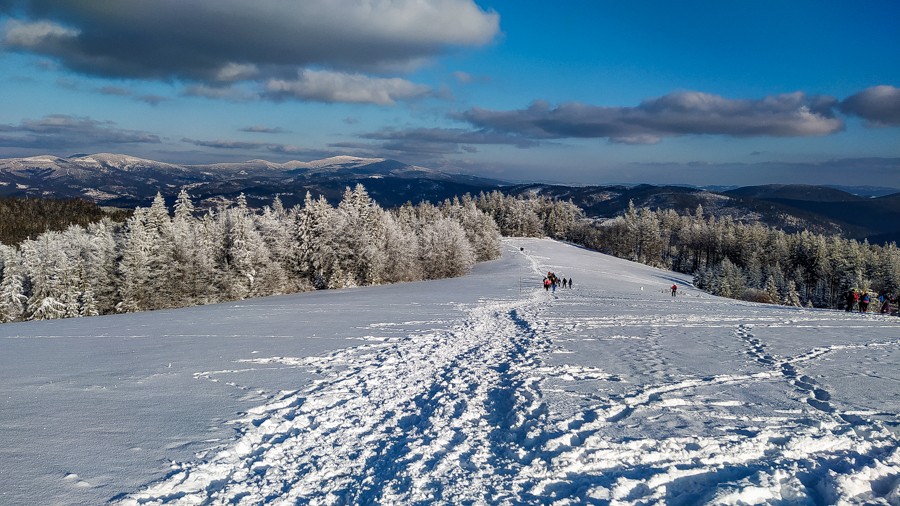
[117,209,153,312]
[0,245,27,322]
[784,280,801,307]
[419,217,476,279]
[379,212,422,283]
[337,185,385,286]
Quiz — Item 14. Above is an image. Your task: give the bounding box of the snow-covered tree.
[379,212,422,283]
[117,209,153,312]
[0,244,27,322]
[419,217,476,280]
[784,280,802,307]
[336,185,385,286]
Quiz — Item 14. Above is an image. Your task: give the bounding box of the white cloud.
[215,63,259,82]
[264,69,432,105]
[3,19,77,47]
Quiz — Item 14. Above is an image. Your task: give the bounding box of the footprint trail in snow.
[119,242,900,505]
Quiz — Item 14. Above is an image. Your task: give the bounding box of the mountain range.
[0,153,503,210]
[3,153,900,244]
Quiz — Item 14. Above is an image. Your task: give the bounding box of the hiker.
[846,290,856,312]
[671,284,677,297]
[860,292,871,312]
[568,278,572,288]
[880,293,891,314]
[561,277,567,288]
[543,277,551,291]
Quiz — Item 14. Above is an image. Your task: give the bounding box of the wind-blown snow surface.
[2,239,899,505]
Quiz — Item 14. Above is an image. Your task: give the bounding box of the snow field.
[2,238,899,504]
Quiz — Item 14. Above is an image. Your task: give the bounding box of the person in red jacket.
[671,284,677,297]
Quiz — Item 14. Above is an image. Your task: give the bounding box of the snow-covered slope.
[1,239,898,505]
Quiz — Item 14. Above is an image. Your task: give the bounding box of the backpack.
[863,294,870,303]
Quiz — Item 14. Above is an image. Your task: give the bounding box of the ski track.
[118,250,900,505]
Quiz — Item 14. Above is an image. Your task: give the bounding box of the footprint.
[807,398,835,413]
[63,473,91,488]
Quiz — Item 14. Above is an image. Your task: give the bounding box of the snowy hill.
[1,239,898,504]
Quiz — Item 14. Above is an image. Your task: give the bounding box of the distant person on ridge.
[860,292,871,312]
[846,290,856,312]
[568,278,573,289]
[671,284,677,297]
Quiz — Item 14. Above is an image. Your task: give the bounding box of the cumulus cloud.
[459,91,844,144]
[839,85,900,126]
[264,69,432,105]
[0,0,499,82]
[0,114,160,149]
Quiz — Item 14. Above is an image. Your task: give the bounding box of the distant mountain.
[4,153,900,244]
[725,184,865,202]
[723,184,900,243]
[504,183,900,243]
[0,153,505,209]
[825,185,900,198]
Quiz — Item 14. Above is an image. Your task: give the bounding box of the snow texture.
[1,238,898,505]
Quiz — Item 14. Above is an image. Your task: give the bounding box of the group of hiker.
[845,289,896,314]
[543,272,572,292]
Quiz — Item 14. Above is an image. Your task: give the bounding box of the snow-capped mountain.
[0,153,504,208]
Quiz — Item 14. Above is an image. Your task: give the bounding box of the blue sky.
[1,1,898,186]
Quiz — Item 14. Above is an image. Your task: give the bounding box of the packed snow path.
[2,239,899,504]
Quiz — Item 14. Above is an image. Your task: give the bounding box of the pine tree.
[336,185,385,286]
[144,192,176,309]
[21,232,72,320]
[784,280,802,307]
[117,210,153,312]
[765,275,780,304]
[0,245,27,322]
[84,219,120,314]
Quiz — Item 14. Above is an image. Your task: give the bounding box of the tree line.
[4,186,894,322]
[474,190,900,309]
[0,185,500,322]
[0,197,131,245]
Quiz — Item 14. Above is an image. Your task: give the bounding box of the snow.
[1,238,898,505]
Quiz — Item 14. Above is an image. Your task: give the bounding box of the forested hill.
[503,183,900,244]
[0,198,130,245]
